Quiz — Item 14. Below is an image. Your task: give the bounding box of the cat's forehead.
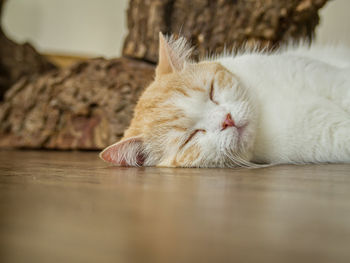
[144,62,224,96]
[187,61,220,70]
[185,62,237,86]
[185,61,225,77]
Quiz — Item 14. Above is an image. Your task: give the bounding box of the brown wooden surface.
[1,150,350,263]
[44,53,91,68]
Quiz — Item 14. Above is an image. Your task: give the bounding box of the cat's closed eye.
[181,129,206,149]
[209,80,219,105]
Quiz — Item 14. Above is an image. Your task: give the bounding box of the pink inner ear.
[100,146,119,163]
[99,137,145,166]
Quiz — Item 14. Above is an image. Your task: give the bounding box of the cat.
[100,33,350,168]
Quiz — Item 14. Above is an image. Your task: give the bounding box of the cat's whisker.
[231,153,258,168]
[223,150,249,168]
[223,147,265,169]
[232,153,271,169]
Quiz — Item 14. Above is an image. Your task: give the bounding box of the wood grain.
[1,150,350,263]
[123,0,329,63]
[44,53,91,68]
[0,58,155,150]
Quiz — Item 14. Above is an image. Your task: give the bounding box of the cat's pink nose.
[222,113,235,130]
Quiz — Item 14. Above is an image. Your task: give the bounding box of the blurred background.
[0,0,347,150]
[2,0,350,59]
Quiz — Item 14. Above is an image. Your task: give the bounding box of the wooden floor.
[1,150,350,263]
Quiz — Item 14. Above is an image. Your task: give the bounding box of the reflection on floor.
[1,150,350,263]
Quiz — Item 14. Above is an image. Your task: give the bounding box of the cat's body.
[100,34,350,168]
[218,46,350,164]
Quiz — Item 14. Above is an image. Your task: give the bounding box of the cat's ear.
[156,32,192,76]
[99,136,145,166]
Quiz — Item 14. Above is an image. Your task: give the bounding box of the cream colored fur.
[100,33,350,168]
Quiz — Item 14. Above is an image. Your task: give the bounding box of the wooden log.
[0,58,155,149]
[123,0,329,63]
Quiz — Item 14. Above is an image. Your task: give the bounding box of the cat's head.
[100,33,257,167]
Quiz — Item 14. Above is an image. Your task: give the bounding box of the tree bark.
[123,0,329,63]
[0,58,155,149]
[0,0,56,100]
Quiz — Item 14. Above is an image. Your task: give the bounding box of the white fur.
[101,36,350,168]
[216,44,350,165]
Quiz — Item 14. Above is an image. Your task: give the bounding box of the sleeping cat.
[100,33,350,168]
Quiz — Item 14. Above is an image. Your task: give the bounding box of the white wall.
[2,0,129,58]
[316,0,350,45]
[2,0,350,58]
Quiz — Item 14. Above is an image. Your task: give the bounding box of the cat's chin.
[223,123,249,145]
[226,128,255,163]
